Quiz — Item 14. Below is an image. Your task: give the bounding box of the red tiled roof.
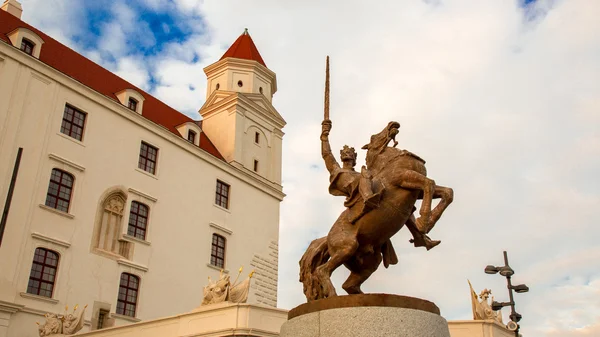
[0,10,224,160]
[220,29,266,67]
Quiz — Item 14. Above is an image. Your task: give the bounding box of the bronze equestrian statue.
[299,57,454,302]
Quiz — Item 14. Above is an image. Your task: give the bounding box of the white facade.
[0,5,284,337]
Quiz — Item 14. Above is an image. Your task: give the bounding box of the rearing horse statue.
[299,58,454,302]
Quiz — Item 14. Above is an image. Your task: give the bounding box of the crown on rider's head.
[340,145,357,162]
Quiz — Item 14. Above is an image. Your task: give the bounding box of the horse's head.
[362,121,400,167]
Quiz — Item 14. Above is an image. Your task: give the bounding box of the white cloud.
[114,56,151,91]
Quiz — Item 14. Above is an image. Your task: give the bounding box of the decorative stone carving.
[93,190,130,259]
[299,57,454,302]
[468,280,503,323]
[200,267,254,306]
[37,305,87,336]
[104,195,125,214]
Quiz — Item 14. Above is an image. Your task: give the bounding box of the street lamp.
[484,251,529,337]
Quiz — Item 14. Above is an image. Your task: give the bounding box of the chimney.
[1,0,23,19]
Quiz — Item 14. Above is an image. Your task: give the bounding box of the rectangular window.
[45,169,74,213]
[27,248,59,298]
[127,201,148,240]
[138,142,158,175]
[60,105,86,141]
[215,180,230,209]
[116,273,139,317]
[128,98,138,111]
[253,160,259,172]
[97,309,109,329]
[187,130,196,143]
[21,39,34,55]
[254,132,260,144]
[210,234,226,268]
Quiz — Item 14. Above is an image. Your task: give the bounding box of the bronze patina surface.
[299,58,454,302]
[288,293,440,319]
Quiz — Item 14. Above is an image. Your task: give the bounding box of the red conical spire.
[220,28,267,67]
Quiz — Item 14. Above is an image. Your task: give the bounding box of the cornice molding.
[209,222,233,235]
[117,259,149,273]
[48,153,85,172]
[203,57,277,95]
[200,91,285,129]
[31,232,71,248]
[128,188,158,203]
[0,300,24,314]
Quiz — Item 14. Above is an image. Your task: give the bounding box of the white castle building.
[0,1,285,335]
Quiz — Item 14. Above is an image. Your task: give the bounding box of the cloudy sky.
[17,0,600,335]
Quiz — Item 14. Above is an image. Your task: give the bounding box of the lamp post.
[484,251,529,337]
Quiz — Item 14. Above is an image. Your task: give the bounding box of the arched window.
[27,248,59,298]
[45,169,74,213]
[117,273,139,317]
[127,201,148,240]
[20,38,35,55]
[210,234,226,268]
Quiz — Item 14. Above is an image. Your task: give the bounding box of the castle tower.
[200,29,285,185]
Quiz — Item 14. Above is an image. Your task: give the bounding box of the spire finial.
[244,28,249,35]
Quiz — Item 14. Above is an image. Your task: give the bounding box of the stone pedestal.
[281,294,451,337]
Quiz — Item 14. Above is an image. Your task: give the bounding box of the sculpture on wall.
[37,305,87,337]
[201,267,255,306]
[299,57,454,301]
[468,280,503,323]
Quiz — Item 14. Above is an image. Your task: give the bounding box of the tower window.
[27,248,59,298]
[127,201,149,240]
[216,83,220,90]
[259,87,263,94]
[210,234,226,268]
[20,39,35,55]
[253,160,259,172]
[187,130,196,144]
[138,142,158,175]
[237,80,243,87]
[215,180,230,209]
[45,169,74,213]
[60,105,86,141]
[128,98,138,111]
[254,132,260,144]
[116,273,139,317]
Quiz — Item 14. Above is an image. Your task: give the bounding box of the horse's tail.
[299,236,330,301]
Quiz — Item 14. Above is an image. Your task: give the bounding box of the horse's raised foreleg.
[423,185,454,233]
[393,170,436,233]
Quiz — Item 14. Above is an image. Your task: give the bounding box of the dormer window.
[175,122,201,146]
[20,38,34,55]
[115,89,145,114]
[128,98,138,111]
[187,130,196,143]
[7,28,44,59]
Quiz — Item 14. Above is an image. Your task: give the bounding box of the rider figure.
[321,119,440,250]
[321,120,381,223]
